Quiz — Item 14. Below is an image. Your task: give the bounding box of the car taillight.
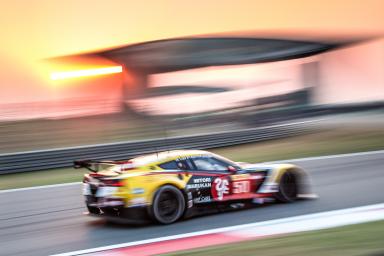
[90,173,104,178]
[102,179,124,187]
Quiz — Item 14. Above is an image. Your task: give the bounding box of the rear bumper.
[86,205,150,223]
[85,193,150,223]
[85,194,126,207]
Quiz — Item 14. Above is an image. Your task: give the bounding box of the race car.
[75,150,312,224]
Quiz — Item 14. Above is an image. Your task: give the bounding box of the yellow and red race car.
[75,150,312,224]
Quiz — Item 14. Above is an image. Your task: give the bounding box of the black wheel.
[149,185,185,224]
[275,172,298,202]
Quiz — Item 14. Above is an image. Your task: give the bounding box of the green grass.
[1,127,384,190]
[165,221,384,256]
[0,168,87,190]
[0,113,161,154]
[211,127,384,163]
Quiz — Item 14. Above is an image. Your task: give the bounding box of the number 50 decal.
[232,181,250,194]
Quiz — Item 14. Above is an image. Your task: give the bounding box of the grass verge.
[165,220,384,256]
[212,127,384,163]
[0,168,88,190]
[1,127,384,190]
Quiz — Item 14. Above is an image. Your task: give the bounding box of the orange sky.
[0,0,383,103]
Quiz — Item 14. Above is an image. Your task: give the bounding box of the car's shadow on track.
[85,200,315,230]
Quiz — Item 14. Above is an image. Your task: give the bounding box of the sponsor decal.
[186,183,211,189]
[187,175,214,203]
[212,177,230,200]
[193,177,212,183]
[194,195,211,203]
[186,177,212,189]
[132,188,145,194]
[129,197,147,207]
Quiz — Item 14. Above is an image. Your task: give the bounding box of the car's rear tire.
[275,171,298,202]
[149,185,185,224]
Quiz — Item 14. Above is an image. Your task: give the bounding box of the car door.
[207,157,255,201]
[190,156,263,202]
[186,156,229,204]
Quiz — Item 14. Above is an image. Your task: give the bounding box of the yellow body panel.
[98,150,205,207]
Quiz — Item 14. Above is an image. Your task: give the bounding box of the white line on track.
[1,149,383,194]
[0,182,80,194]
[268,149,384,163]
[51,203,384,256]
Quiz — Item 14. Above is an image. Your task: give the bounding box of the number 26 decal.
[213,178,229,200]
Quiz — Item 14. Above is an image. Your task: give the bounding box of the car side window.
[158,161,179,170]
[192,157,229,172]
[178,159,193,170]
[158,160,191,170]
[193,158,216,171]
[208,157,232,171]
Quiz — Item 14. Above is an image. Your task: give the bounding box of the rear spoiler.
[73,160,119,172]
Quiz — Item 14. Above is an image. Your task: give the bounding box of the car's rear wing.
[73,160,120,172]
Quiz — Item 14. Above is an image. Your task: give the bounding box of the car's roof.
[130,149,211,165]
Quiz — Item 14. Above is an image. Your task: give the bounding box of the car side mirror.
[227,166,237,173]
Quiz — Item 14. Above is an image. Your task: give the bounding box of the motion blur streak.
[1,151,383,256]
[51,203,384,256]
[50,66,123,80]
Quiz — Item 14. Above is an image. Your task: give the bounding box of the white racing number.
[214,178,229,200]
[232,181,250,194]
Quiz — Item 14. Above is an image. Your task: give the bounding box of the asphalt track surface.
[1,151,383,256]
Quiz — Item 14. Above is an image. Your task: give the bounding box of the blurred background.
[1,1,384,256]
[0,0,383,154]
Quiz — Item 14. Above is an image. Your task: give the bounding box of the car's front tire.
[275,171,298,202]
[149,185,185,224]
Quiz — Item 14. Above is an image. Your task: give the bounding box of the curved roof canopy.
[98,37,338,73]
